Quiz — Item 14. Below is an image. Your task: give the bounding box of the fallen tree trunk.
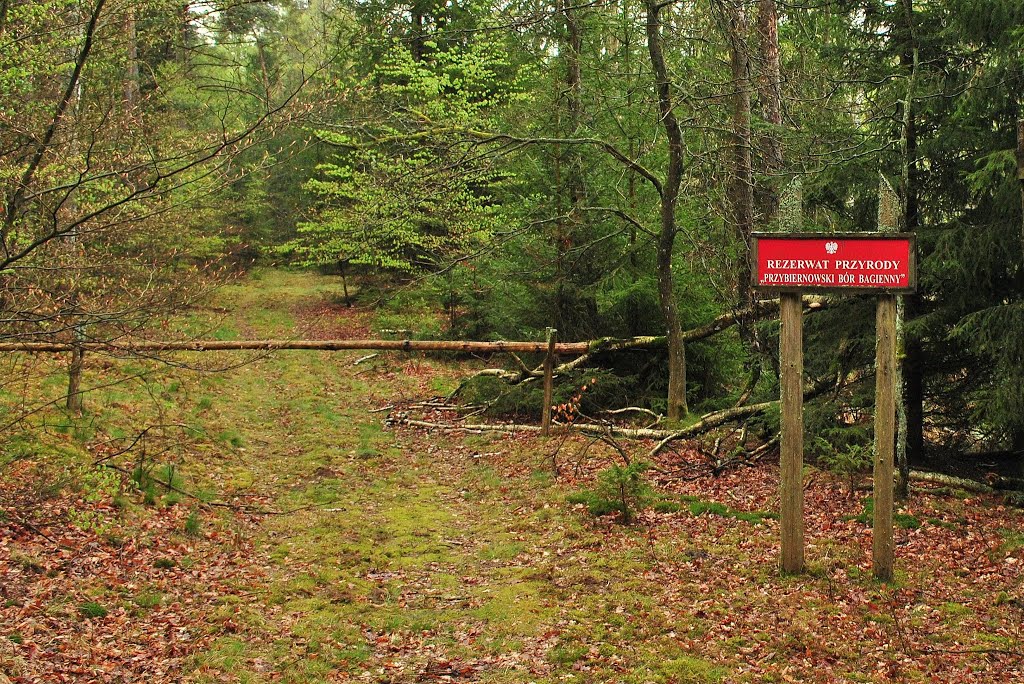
[0,297,822,358]
[906,469,1024,496]
[1,293,828,373]
[909,469,995,494]
[511,297,825,380]
[0,339,592,355]
[908,469,1024,506]
[399,419,1024,499]
[402,418,666,439]
[401,400,777,445]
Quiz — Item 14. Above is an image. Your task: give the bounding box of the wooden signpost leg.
[541,328,557,436]
[780,292,804,574]
[873,295,897,581]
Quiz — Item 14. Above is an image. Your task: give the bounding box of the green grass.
[687,498,776,524]
[133,592,164,610]
[847,496,922,530]
[997,528,1024,557]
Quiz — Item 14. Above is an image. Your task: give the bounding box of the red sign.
[752,233,917,294]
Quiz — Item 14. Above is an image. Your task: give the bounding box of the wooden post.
[779,292,804,574]
[878,175,910,499]
[873,294,897,581]
[541,328,557,436]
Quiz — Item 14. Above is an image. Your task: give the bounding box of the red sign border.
[751,232,918,295]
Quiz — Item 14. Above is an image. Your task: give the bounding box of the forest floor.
[2,269,1023,684]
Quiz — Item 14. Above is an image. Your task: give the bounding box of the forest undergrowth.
[1,269,1022,683]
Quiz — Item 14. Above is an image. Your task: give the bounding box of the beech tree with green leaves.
[288,8,533,274]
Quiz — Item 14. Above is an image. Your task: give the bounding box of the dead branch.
[733,359,761,408]
[600,406,664,428]
[748,435,780,462]
[401,399,770,445]
[402,417,665,439]
[647,401,776,459]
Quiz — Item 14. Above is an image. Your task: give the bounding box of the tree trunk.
[124,7,139,108]
[554,0,587,333]
[624,3,639,276]
[255,34,272,100]
[179,3,192,63]
[66,341,84,414]
[340,259,351,307]
[1017,118,1024,264]
[755,0,783,229]
[724,0,755,308]
[1016,118,1024,456]
[896,0,921,500]
[904,337,924,463]
[410,6,424,62]
[646,0,687,420]
[0,339,595,354]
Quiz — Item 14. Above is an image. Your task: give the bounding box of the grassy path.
[175,271,733,683]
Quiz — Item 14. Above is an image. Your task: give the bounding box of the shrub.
[184,510,201,536]
[131,462,186,507]
[78,602,108,619]
[814,437,872,495]
[568,462,652,524]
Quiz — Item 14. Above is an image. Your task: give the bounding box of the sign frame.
[751,232,918,295]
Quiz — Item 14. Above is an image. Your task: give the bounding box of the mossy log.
[909,470,995,494]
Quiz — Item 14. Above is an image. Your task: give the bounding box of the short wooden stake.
[873,294,897,581]
[541,328,557,436]
[780,292,804,574]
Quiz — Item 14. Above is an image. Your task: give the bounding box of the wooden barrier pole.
[873,294,897,581]
[780,292,805,574]
[0,339,592,355]
[541,328,557,436]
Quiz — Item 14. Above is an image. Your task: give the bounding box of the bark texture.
[755,0,783,230]
[646,0,688,420]
[724,0,755,307]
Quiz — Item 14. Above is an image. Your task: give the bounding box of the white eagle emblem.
[825,241,839,255]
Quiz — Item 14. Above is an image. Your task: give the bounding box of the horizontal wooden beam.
[0,297,827,358]
[0,339,592,355]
